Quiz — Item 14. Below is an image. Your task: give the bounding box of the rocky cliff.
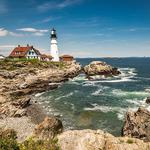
[123,107,150,142]
[58,129,150,150]
[0,60,81,118]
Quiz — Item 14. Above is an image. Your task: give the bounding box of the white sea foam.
[82,81,97,87]
[126,99,141,105]
[87,76,135,83]
[145,88,150,92]
[35,92,45,97]
[92,89,103,96]
[91,86,109,96]
[117,112,124,120]
[49,83,62,86]
[55,92,74,101]
[84,104,126,113]
[84,104,146,120]
[112,89,150,97]
[71,75,87,81]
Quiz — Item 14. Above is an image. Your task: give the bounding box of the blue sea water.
[36,58,150,136]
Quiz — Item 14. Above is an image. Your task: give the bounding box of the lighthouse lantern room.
[50,28,59,62]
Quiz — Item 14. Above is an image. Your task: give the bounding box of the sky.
[0,0,150,57]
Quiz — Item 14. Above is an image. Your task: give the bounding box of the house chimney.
[18,45,20,47]
[27,44,29,47]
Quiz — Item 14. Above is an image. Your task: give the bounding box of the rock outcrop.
[58,129,150,150]
[123,107,150,142]
[145,97,150,104]
[0,61,81,117]
[83,61,121,78]
[33,117,63,140]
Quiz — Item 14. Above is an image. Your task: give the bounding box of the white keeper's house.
[9,44,53,61]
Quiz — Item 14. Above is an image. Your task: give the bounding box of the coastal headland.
[0,59,150,150]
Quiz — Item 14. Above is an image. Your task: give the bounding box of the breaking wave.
[84,104,127,120]
[55,92,74,101]
[112,89,150,97]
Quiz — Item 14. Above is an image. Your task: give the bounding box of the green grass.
[0,58,67,71]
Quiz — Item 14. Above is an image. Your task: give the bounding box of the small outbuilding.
[59,55,74,62]
[40,54,53,62]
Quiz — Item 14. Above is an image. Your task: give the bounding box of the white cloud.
[0,45,16,56]
[37,0,82,12]
[0,45,16,48]
[17,28,48,33]
[58,0,81,8]
[9,32,24,37]
[0,28,24,37]
[0,28,9,36]
[129,28,137,32]
[42,17,53,23]
[32,32,45,36]
[16,28,49,36]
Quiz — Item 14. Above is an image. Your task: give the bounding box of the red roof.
[9,45,41,58]
[60,55,74,58]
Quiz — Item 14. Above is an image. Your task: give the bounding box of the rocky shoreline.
[0,59,150,149]
[0,60,81,142]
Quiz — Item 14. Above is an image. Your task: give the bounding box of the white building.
[9,45,41,60]
[50,28,59,62]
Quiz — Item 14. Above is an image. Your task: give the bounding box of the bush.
[126,139,134,144]
[0,128,60,150]
[0,128,19,150]
[19,138,60,150]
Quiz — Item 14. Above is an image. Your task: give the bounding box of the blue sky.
[0,0,150,57]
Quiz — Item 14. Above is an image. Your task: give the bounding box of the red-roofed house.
[9,45,41,60]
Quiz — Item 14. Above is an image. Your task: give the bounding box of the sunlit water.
[35,58,150,136]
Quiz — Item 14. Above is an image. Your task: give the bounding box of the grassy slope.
[0,59,67,71]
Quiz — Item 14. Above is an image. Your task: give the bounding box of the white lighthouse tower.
[50,28,59,62]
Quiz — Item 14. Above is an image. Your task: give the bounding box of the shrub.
[0,128,60,150]
[19,138,60,150]
[126,139,134,144]
[0,128,19,150]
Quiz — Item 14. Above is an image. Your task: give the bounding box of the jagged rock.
[145,97,150,104]
[58,129,150,150]
[123,107,150,141]
[12,97,31,108]
[83,61,121,77]
[33,117,63,140]
[13,109,27,117]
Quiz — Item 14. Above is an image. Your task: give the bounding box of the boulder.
[58,129,150,150]
[83,61,121,77]
[123,107,150,141]
[145,97,150,104]
[33,117,63,140]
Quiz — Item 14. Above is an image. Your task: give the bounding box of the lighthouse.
[50,28,59,62]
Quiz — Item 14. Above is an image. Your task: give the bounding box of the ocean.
[36,58,150,136]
